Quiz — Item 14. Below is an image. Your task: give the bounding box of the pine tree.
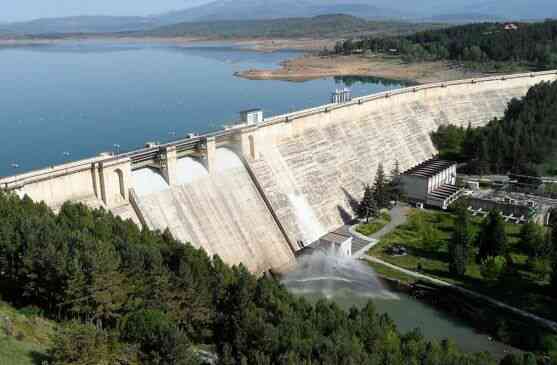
[358,185,378,223]
[373,163,389,209]
[478,210,508,262]
[388,160,404,202]
[476,134,491,174]
[550,218,557,292]
[449,204,472,276]
[520,221,544,261]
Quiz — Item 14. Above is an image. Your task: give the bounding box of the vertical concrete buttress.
[99,157,132,208]
[161,146,178,186]
[240,128,259,161]
[205,137,216,173]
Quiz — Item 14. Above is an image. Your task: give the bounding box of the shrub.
[480,256,507,283]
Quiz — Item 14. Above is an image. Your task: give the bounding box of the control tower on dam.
[2,71,556,273]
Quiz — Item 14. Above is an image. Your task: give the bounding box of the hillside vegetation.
[140,14,444,40]
[431,80,557,175]
[0,191,539,364]
[337,20,557,71]
[0,301,54,365]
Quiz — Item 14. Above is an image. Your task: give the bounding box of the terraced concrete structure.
[2,71,556,273]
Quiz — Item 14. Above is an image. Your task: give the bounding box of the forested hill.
[0,191,537,364]
[337,20,557,70]
[138,14,442,39]
[431,80,557,176]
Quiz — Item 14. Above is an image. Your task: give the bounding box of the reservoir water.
[0,41,402,176]
[284,249,516,359]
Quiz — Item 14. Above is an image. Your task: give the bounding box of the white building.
[318,232,352,257]
[401,159,462,210]
[240,109,263,125]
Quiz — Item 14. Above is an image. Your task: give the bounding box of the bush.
[541,334,557,353]
[120,309,196,365]
[49,322,139,365]
[420,223,443,252]
[480,256,507,283]
[18,306,43,318]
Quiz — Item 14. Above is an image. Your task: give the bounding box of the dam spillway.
[2,71,557,273]
[131,149,295,273]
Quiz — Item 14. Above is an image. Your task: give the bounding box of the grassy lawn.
[366,260,416,284]
[356,211,391,237]
[0,301,54,365]
[368,209,557,322]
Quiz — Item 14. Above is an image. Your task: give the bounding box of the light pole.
[113,144,121,156]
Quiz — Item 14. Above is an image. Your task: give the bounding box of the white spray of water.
[214,148,244,172]
[283,245,398,300]
[176,157,208,185]
[287,193,326,245]
[131,168,169,197]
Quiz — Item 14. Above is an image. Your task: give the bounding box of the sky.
[0,0,213,22]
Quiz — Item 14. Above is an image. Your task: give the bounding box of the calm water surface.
[0,41,403,176]
[284,250,516,359]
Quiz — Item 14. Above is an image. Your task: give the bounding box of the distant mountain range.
[0,16,157,35]
[154,0,406,24]
[1,0,556,36]
[140,14,443,39]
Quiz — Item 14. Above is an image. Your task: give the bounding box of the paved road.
[363,255,557,333]
[348,204,410,258]
[370,204,409,240]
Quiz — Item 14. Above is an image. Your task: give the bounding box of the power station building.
[401,158,462,210]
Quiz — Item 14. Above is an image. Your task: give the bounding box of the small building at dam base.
[401,158,462,210]
[2,70,557,274]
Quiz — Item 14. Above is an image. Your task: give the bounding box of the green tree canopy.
[449,203,472,276]
[478,210,508,262]
[358,184,379,223]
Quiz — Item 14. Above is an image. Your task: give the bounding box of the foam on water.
[214,148,244,173]
[283,246,397,300]
[287,193,327,245]
[131,168,169,196]
[176,157,208,185]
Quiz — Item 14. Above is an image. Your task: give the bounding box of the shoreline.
[236,53,490,84]
[0,35,334,53]
[0,35,488,84]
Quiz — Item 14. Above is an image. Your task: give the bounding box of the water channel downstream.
[283,249,516,359]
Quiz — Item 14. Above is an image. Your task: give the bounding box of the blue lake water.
[0,41,403,176]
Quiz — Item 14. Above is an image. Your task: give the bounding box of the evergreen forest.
[335,20,557,71]
[430,80,557,176]
[0,190,538,364]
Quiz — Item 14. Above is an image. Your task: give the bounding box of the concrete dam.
[2,71,556,274]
